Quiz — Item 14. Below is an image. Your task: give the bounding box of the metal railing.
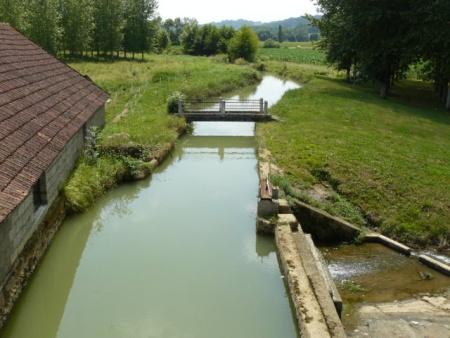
[179,98,269,115]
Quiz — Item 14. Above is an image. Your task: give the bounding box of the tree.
[26,0,61,54]
[415,0,450,108]
[0,0,26,30]
[123,0,157,59]
[59,0,94,56]
[278,25,283,42]
[181,20,200,55]
[92,0,123,57]
[313,0,417,98]
[181,22,234,56]
[163,17,186,45]
[228,26,259,62]
[156,29,170,52]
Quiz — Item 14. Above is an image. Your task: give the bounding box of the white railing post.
[259,98,264,113]
[264,101,268,114]
[178,99,183,114]
[220,100,226,114]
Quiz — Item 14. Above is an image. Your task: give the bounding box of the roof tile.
[0,23,109,222]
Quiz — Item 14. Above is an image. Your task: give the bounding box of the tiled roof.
[0,23,109,222]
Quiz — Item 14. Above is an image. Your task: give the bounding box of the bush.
[263,39,280,48]
[167,91,185,114]
[228,26,259,62]
[234,58,248,65]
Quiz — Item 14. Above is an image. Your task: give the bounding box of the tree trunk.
[346,68,351,82]
[446,87,450,110]
[380,81,388,98]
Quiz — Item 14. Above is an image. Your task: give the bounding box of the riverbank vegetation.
[257,1,450,248]
[64,55,259,211]
[313,0,450,107]
[259,72,450,247]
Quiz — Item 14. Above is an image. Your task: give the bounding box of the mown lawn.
[258,76,450,247]
[64,54,259,211]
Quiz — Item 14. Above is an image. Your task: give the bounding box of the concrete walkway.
[349,293,450,337]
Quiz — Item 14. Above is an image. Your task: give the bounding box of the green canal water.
[1,77,301,338]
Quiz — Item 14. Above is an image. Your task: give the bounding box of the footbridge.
[175,98,274,122]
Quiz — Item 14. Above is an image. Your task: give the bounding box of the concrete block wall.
[0,107,105,290]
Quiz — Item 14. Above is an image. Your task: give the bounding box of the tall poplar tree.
[26,0,61,54]
[59,0,94,55]
[93,0,124,56]
[0,0,25,30]
[123,0,157,58]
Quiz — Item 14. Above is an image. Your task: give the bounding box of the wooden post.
[260,98,264,113]
[264,101,269,114]
[178,99,183,114]
[220,100,226,114]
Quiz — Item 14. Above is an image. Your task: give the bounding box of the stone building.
[0,23,109,298]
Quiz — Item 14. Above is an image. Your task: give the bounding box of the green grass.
[65,54,260,211]
[259,74,450,247]
[71,54,259,146]
[259,42,326,65]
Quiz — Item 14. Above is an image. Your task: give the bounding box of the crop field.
[259,43,326,65]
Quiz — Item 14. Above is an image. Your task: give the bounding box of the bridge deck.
[175,112,274,122]
[176,99,274,122]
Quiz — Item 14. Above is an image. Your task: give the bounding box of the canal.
[1,77,301,338]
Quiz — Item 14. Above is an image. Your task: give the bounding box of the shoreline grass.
[64,54,260,211]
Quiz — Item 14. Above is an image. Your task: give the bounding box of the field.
[258,74,450,247]
[259,42,326,65]
[64,55,259,211]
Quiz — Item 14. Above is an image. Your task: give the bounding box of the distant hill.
[214,19,263,29]
[213,16,321,42]
[213,16,318,30]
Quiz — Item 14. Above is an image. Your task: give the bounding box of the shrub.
[167,91,185,114]
[263,39,280,48]
[228,26,259,62]
[234,58,248,65]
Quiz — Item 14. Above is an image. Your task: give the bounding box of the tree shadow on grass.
[317,77,450,126]
[60,54,149,64]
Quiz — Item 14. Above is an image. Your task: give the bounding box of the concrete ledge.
[275,225,333,338]
[364,233,412,256]
[305,235,343,318]
[419,255,450,276]
[291,199,361,243]
[293,230,346,337]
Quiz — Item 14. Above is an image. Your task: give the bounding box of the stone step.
[277,199,291,214]
[277,213,298,230]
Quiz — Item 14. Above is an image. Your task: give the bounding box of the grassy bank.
[65,54,259,211]
[258,70,450,247]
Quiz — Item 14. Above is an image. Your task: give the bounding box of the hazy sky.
[158,0,318,24]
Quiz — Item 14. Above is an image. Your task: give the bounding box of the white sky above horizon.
[157,0,319,24]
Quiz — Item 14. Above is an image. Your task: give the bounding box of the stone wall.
[0,107,105,293]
